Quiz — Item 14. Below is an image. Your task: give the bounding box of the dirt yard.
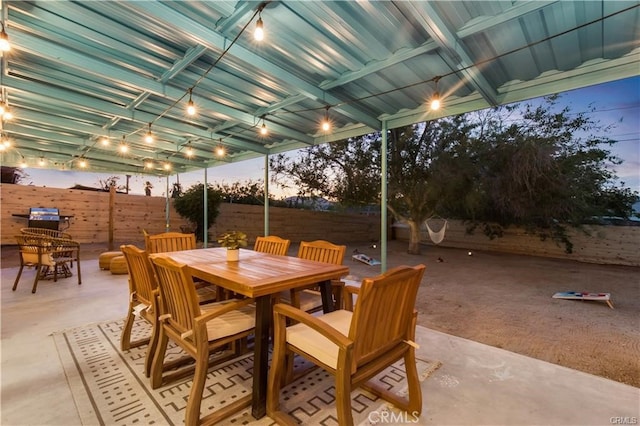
[2,239,638,387]
[345,240,640,388]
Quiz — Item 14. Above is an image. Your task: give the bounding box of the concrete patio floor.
[1,255,638,426]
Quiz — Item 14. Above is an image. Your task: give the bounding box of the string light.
[0,101,13,121]
[0,22,10,52]
[38,157,46,166]
[215,146,226,157]
[119,135,129,153]
[185,142,194,158]
[254,13,264,41]
[1,133,11,147]
[78,158,87,168]
[100,136,109,146]
[144,123,154,143]
[186,88,196,116]
[430,76,442,111]
[144,160,154,169]
[19,158,27,168]
[321,106,331,132]
[259,116,268,136]
[163,162,171,171]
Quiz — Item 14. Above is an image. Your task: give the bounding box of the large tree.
[270,95,637,254]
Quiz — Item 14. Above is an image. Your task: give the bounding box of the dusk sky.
[21,76,640,199]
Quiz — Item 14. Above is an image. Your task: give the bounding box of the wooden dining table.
[155,247,349,420]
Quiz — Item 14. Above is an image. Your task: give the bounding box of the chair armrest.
[194,297,255,325]
[341,280,362,311]
[273,303,352,349]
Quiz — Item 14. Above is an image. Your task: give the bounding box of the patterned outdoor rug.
[53,318,441,425]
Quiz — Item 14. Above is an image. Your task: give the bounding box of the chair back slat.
[297,240,346,265]
[120,245,157,307]
[254,235,291,256]
[146,232,196,254]
[349,265,425,367]
[150,256,201,335]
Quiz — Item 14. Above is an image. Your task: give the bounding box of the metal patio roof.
[0,1,638,175]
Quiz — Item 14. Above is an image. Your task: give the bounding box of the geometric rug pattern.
[53,318,441,425]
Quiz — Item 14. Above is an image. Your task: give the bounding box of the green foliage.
[269,94,637,254]
[172,183,223,241]
[270,136,381,206]
[212,179,288,207]
[216,230,248,249]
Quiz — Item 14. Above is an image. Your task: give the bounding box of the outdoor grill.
[12,207,73,231]
[28,207,61,230]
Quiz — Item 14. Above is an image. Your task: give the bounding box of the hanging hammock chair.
[424,216,448,245]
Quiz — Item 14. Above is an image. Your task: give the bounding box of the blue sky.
[21,76,640,199]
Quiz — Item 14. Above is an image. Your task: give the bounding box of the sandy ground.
[2,239,638,387]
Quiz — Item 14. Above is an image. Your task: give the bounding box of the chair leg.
[145,320,159,378]
[184,349,208,426]
[150,327,169,389]
[404,349,423,415]
[76,255,82,285]
[267,318,286,418]
[12,264,25,291]
[31,265,43,293]
[335,367,354,426]
[120,304,136,351]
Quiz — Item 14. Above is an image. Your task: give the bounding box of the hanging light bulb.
[0,102,5,116]
[19,158,27,168]
[144,160,154,169]
[119,135,129,153]
[78,158,87,168]
[259,116,268,136]
[0,144,5,152]
[163,162,171,171]
[144,123,154,143]
[100,136,109,146]
[0,22,10,52]
[185,143,194,158]
[321,106,331,132]
[215,146,226,157]
[186,88,196,116]
[2,103,13,120]
[2,134,11,147]
[38,157,46,166]
[254,14,264,41]
[430,76,442,111]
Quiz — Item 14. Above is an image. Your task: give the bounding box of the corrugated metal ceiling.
[1,1,638,175]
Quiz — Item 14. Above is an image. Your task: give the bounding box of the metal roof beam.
[130,1,381,130]
[408,2,499,107]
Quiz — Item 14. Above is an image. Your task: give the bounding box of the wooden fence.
[2,184,638,266]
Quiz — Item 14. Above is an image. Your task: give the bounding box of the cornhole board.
[352,253,381,266]
[552,291,614,309]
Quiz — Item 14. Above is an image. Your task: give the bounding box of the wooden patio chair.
[145,231,196,254]
[285,240,347,313]
[119,245,161,377]
[149,256,257,426]
[120,245,220,376]
[253,235,291,256]
[267,264,426,426]
[13,234,81,294]
[20,227,74,240]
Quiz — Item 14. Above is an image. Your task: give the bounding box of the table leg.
[319,280,335,312]
[251,295,272,419]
